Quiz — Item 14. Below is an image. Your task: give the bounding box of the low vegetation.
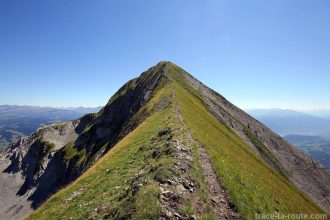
[27,63,325,220]
[168,64,324,218]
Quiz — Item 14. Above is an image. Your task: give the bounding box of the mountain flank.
[247,109,330,169]
[0,61,329,219]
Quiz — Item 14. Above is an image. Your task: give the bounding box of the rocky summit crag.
[0,61,329,220]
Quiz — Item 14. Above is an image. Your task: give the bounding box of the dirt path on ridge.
[175,104,239,219]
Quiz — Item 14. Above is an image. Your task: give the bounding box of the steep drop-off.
[1,62,329,220]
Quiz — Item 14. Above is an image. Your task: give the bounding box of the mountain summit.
[1,61,329,219]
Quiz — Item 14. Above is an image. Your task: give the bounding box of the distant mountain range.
[247,109,330,138]
[247,108,330,169]
[0,62,329,219]
[0,105,102,149]
[302,110,330,119]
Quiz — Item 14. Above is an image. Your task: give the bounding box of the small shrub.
[42,141,55,152]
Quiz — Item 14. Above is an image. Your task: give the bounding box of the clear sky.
[1,0,329,110]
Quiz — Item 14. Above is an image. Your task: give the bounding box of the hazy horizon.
[1,103,330,113]
[1,1,330,110]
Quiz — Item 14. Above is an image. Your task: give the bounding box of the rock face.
[1,120,81,219]
[0,155,32,220]
[0,61,329,219]
[0,63,168,219]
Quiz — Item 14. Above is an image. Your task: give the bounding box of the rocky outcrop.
[1,61,329,219]
[0,120,80,219]
[0,62,168,219]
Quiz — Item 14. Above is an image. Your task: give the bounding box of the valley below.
[1,62,329,219]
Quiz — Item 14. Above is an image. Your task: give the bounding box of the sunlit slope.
[27,63,325,220]
[27,76,176,219]
[27,74,215,219]
[28,111,167,219]
[168,64,323,218]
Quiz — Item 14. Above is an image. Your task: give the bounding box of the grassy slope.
[36,112,163,219]
[27,102,168,219]
[27,75,213,219]
[27,66,324,220]
[168,65,324,219]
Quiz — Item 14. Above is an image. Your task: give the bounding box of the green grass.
[167,64,324,219]
[242,127,288,177]
[61,141,87,166]
[40,140,56,152]
[27,76,175,220]
[133,183,162,219]
[26,63,326,220]
[27,109,169,220]
[187,141,216,220]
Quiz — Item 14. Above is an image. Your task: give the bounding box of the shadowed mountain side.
[1,63,168,214]
[1,62,329,220]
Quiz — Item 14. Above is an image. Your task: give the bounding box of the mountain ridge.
[0,61,173,219]
[1,61,329,219]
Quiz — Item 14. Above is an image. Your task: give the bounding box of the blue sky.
[1,0,329,110]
